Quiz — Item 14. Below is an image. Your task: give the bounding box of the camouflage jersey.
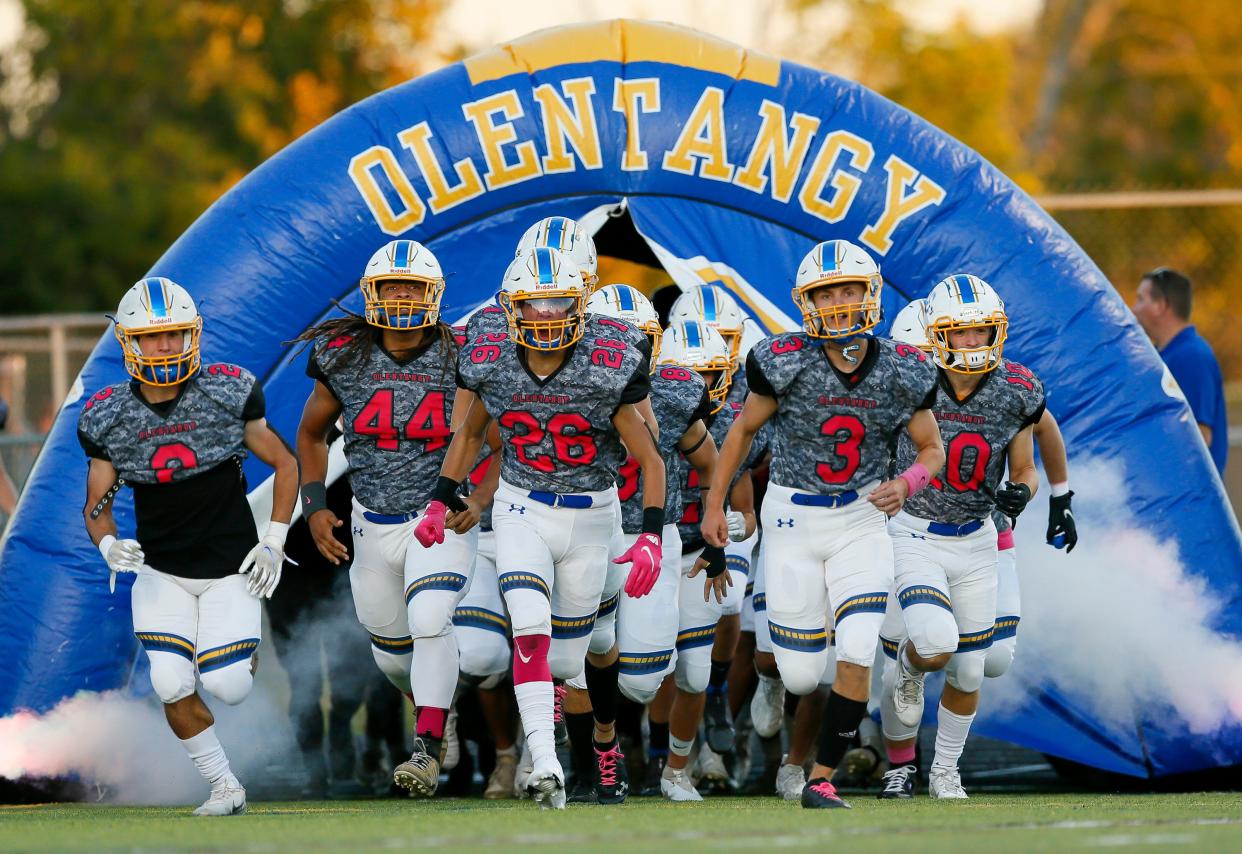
[616,366,712,535]
[457,315,649,494]
[900,361,1046,526]
[465,301,653,364]
[308,330,457,516]
[677,399,770,552]
[77,365,265,579]
[746,333,936,494]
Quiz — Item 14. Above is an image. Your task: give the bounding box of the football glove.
[1046,490,1077,552]
[616,533,663,598]
[240,522,288,599]
[993,481,1032,518]
[414,500,449,548]
[725,511,748,543]
[99,535,143,593]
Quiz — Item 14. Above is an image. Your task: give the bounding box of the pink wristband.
[898,462,931,497]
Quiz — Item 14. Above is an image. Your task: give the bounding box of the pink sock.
[513,634,552,684]
[888,742,916,765]
[416,706,447,740]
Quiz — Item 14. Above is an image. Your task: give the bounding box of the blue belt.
[363,510,419,525]
[790,490,859,508]
[927,518,986,537]
[527,490,594,509]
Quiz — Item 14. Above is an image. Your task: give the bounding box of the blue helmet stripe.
[617,286,635,312]
[546,217,568,250]
[535,247,555,284]
[955,274,977,303]
[395,240,412,268]
[145,278,169,319]
[701,286,717,321]
[685,322,702,349]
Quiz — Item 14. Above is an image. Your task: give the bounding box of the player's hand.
[1046,490,1077,552]
[446,495,481,535]
[868,478,910,516]
[725,511,748,543]
[239,527,286,599]
[616,533,662,598]
[308,509,349,565]
[690,544,731,603]
[414,500,448,548]
[99,535,143,593]
[700,506,730,548]
[994,481,1032,518]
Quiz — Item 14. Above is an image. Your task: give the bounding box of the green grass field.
[2,793,1240,853]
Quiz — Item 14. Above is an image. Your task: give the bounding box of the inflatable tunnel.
[2,20,1239,778]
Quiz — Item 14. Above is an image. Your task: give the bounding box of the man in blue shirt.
[1132,267,1228,474]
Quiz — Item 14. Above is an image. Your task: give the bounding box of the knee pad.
[148,655,196,704]
[618,671,664,705]
[904,605,958,658]
[772,648,827,696]
[984,636,1016,679]
[370,647,413,694]
[458,635,511,681]
[833,612,885,667]
[407,592,456,640]
[503,589,551,637]
[588,621,616,657]
[674,646,711,694]
[200,664,253,706]
[946,651,987,694]
[547,637,586,682]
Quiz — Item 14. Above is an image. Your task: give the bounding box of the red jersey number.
[816,414,865,485]
[499,410,598,472]
[930,432,991,493]
[151,441,199,484]
[353,389,449,453]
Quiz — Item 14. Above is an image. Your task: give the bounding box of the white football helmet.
[924,274,1008,374]
[499,247,587,350]
[792,240,883,340]
[587,284,662,365]
[738,317,768,363]
[114,277,202,386]
[659,321,732,412]
[516,216,599,290]
[668,285,746,363]
[889,299,931,352]
[359,239,445,331]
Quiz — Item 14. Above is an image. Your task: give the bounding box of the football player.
[416,247,666,810]
[79,278,298,816]
[876,276,1044,800]
[293,240,489,798]
[702,240,944,810]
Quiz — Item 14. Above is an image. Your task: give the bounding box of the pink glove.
[614,533,662,598]
[414,501,448,548]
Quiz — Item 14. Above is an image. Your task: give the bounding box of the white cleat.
[660,764,703,802]
[750,674,786,739]
[192,783,247,816]
[442,707,460,772]
[526,755,566,810]
[694,744,730,786]
[892,641,926,728]
[928,765,969,799]
[775,759,806,801]
[514,740,533,799]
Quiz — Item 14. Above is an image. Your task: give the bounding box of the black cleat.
[638,752,667,796]
[704,688,736,754]
[593,742,629,804]
[878,764,916,799]
[801,777,851,809]
[567,775,598,804]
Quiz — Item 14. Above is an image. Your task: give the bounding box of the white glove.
[99,534,143,594]
[239,522,289,599]
[725,511,748,543]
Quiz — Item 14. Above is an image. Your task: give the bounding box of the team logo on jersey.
[508,503,527,514]
[353,526,364,537]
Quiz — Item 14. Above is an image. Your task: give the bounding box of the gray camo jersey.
[747,333,936,494]
[310,332,457,515]
[457,315,648,494]
[677,399,770,550]
[465,301,652,362]
[901,360,1046,525]
[77,365,257,484]
[618,366,710,533]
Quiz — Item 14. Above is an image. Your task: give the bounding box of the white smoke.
[988,457,1242,737]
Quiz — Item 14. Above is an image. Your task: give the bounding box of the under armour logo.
[909,533,926,540]
[508,503,526,514]
[776,518,794,528]
[352,526,364,537]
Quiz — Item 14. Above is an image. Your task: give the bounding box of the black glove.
[1046,490,1077,552]
[993,481,1032,518]
[700,544,727,578]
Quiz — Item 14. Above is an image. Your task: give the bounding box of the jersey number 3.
[816,414,865,485]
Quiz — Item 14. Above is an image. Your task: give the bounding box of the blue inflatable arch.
[3,19,1238,777]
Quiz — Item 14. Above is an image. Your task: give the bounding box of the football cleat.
[514,740,534,798]
[593,741,629,804]
[704,689,735,754]
[660,763,703,802]
[892,641,927,728]
[775,760,806,801]
[878,764,916,799]
[442,707,460,772]
[192,782,247,816]
[750,674,786,739]
[929,765,968,799]
[527,755,567,810]
[484,751,517,800]
[800,777,851,810]
[553,683,569,746]
[393,737,441,798]
[638,752,667,797]
[694,744,731,793]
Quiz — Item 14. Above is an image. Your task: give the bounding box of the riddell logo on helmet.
[148,317,173,325]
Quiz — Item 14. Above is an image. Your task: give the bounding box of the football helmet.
[668,285,746,363]
[359,239,445,331]
[499,247,587,350]
[659,321,732,412]
[792,240,883,340]
[114,277,202,386]
[516,216,599,290]
[889,299,931,352]
[737,317,768,364]
[587,284,662,365]
[924,274,1008,374]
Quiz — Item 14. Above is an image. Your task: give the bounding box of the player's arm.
[446,421,502,535]
[702,392,777,547]
[414,394,489,547]
[727,470,758,540]
[678,417,731,602]
[613,402,665,515]
[244,419,298,525]
[83,456,143,591]
[636,396,659,443]
[296,380,348,565]
[869,408,945,516]
[1034,410,1077,551]
[993,425,1040,524]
